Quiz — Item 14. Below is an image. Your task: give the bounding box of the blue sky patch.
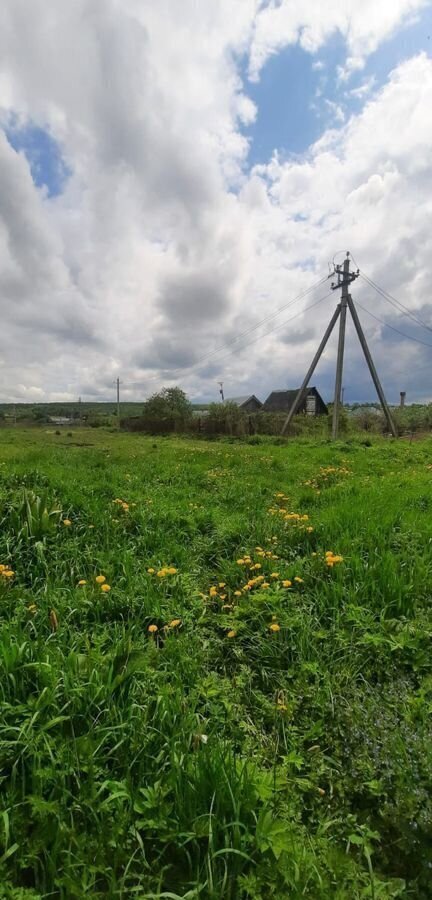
[242,9,432,168]
[5,121,70,198]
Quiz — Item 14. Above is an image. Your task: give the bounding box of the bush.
[142,387,192,421]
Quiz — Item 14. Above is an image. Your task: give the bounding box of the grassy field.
[0,428,431,899]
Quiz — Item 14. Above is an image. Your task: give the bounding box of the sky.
[0,0,432,406]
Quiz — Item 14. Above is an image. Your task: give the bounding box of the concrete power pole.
[116,377,121,429]
[332,255,350,439]
[281,251,397,439]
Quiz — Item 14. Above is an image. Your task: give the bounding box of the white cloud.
[348,77,377,99]
[0,1,431,404]
[248,0,429,80]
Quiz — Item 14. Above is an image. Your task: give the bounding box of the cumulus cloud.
[0,0,431,404]
[248,0,429,80]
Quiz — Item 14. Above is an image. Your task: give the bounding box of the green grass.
[0,428,431,899]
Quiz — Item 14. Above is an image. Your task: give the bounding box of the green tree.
[142,387,192,420]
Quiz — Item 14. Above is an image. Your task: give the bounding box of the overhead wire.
[121,274,331,386]
[359,272,432,334]
[120,288,334,390]
[192,289,333,369]
[354,300,432,349]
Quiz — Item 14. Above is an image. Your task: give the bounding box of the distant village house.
[263,387,328,416]
[48,416,74,425]
[225,395,263,413]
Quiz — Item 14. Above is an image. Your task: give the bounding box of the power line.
[122,278,331,387]
[359,272,432,334]
[196,289,333,369]
[122,290,333,388]
[354,300,432,349]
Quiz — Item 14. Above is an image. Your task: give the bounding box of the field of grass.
[0,428,431,899]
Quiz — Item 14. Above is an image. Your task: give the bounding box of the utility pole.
[281,305,341,434]
[346,294,397,436]
[116,377,121,429]
[332,255,350,439]
[78,396,82,426]
[218,381,224,402]
[281,251,397,439]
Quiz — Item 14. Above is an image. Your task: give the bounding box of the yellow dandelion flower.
[148,624,158,633]
[101,583,111,592]
[270,572,279,579]
[157,569,167,577]
[168,618,181,628]
[2,570,14,578]
[294,577,304,584]
[269,623,280,632]
[95,574,106,584]
[147,567,155,574]
[27,603,37,614]
[63,519,72,527]
[282,580,292,588]
[234,590,242,597]
[261,582,270,589]
[209,586,218,597]
[218,582,226,588]
[220,594,227,600]
[167,567,177,574]
[78,579,87,586]
[227,630,237,639]
[0,564,5,572]
[236,559,245,565]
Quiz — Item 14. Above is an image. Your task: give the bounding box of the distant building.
[225,395,263,413]
[349,406,383,417]
[48,416,74,425]
[263,387,328,416]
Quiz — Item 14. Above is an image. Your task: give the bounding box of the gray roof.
[225,395,262,406]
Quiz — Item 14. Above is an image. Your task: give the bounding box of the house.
[225,395,263,413]
[263,387,328,416]
[48,416,74,425]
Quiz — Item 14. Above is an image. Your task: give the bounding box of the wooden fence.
[120,413,330,437]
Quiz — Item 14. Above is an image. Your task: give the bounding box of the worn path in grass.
[0,428,431,898]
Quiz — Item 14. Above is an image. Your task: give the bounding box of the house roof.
[263,386,328,413]
[225,395,262,406]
